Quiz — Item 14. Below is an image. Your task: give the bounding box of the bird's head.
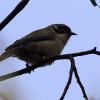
[51,24,77,36]
[51,24,77,44]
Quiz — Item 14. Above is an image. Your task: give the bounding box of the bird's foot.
[48,61,54,65]
[26,63,32,74]
[43,56,54,65]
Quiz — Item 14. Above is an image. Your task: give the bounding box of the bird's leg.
[25,60,32,74]
[43,56,54,65]
[48,60,54,65]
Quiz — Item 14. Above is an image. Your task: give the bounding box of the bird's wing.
[5,31,55,51]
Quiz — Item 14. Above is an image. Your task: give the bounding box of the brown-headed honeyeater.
[0,24,77,68]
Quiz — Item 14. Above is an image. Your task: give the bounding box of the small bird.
[0,24,76,68]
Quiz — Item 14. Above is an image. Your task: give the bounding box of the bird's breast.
[14,39,64,65]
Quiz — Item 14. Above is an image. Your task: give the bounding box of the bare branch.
[90,0,97,6]
[59,55,75,100]
[1,47,100,100]
[74,66,88,100]
[0,47,100,81]
[90,0,100,8]
[0,0,30,31]
[60,55,88,100]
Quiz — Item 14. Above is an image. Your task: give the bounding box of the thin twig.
[60,55,88,100]
[59,55,75,100]
[74,66,88,100]
[0,47,100,81]
[0,0,30,31]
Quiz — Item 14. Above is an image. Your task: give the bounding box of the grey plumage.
[0,24,76,66]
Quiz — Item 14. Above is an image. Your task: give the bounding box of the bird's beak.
[71,32,77,35]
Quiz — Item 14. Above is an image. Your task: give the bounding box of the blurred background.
[0,0,100,100]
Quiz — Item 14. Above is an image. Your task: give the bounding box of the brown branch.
[0,0,30,31]
[59,55,75,100]
[90,0,100,8]
[60,55,88,100]
[0,47,100,81]
[74,65,88,100]
[0,47,100,100]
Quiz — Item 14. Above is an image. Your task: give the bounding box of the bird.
[0,24,77,69]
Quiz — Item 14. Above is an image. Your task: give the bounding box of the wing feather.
[6,29,55,51]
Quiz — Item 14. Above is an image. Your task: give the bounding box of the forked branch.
[0,47,99,81]
[59,55,75,100]
[0,47,100,100]
[60,55,88,100]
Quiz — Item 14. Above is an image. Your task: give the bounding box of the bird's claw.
[48,60,54,65]
[26,63,32,74]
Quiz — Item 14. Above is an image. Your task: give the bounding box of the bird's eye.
[60,25,71,33]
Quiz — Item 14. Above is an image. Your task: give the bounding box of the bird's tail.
[0,49,15,62]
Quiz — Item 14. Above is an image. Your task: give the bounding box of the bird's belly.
[26,40,63,57]
[15,50,43,65]
[14,40,63,65]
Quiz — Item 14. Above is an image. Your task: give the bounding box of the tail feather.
[0,49,15,62]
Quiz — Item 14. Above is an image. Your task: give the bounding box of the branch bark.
[74,64,88,100]
[0,47,99,100]
[60,55,88,100]
[0,0,30,31]
[59,55,75,100]
[0,47,99,81]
